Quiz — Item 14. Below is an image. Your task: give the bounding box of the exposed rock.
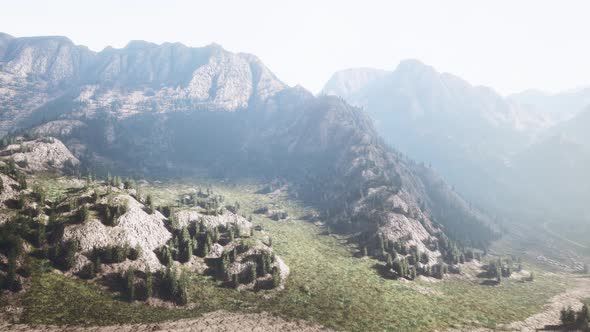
[175,209,252,234]
[63,194,172,271]
[4,138,79,172]
[0,173,19,210]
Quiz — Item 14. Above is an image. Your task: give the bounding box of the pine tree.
[146,267,154,299]
[17,173,27,190]
[94,256,102,273]
[176,271,189,305]
[64,240,78,270]
[420,252,429,264]
[576,304,590,327]
[79,204,89,222]
[4,250,18,291]
[146,195,154,214]
[180,239,193,263]
[232,273,240,288]
[249,263,257,284]
[126,268,135,302]
[378,235,385,257]
[271,267,280,288]
[386,253,393,268]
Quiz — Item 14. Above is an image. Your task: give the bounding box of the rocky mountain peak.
[321,67,388,98]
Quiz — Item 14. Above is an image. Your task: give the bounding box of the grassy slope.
[20,177,570,331]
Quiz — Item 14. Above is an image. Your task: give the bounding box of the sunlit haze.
[2,0,589,95]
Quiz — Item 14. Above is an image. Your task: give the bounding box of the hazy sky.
[1,0,589,95]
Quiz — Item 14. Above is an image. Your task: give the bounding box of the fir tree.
[249,263,257,284]
[126,268,135,302]
[146,268,154,299]
[146,195,154,214]
[386,253,393,268]
[232,273,240,288]
[271,267,281,288]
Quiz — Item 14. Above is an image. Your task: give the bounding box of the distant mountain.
[507,107,590,220]
[321,60,548,202]
[508,87,590,125]
[322,61,590,222]
[0,33,497,262]
[321,67,388,100]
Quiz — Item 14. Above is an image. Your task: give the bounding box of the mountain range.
[0,33,497,261]
[322,61,590,222]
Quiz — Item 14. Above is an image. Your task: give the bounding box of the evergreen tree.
[271,267,281,288]
[17,173,27,189]
[248,263,256,284]
[578,304,590,327]
[146,195,154,214]
[378,235,385,257]
[4,250,18,291]
[420,252,429,264]
[63,240,78,270]
[79,204,89,222]
[232,273,240,288]
[94,256,102,273]
[146,268,154,298]
[177,271,189,305]
[386,253,393,268]
[126,268,135,302]
[80,262,95,279]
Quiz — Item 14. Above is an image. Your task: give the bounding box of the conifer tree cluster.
[368,232,482,280]
[561,304,590,330]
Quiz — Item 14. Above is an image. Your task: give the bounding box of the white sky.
[1,0,589,95]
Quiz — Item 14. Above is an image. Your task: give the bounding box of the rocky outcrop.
[4,138,79,172]
[175,210,252,234]
[62,194,171,271]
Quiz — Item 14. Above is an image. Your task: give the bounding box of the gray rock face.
[63,194,172,271]
[6,138,79,171]
[0,34,287,136]
[321,67,388,100]
[175,210,252,234]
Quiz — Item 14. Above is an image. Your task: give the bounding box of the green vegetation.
[3,176,572,330]
[560,303,590,331]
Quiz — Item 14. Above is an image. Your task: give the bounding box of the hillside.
[0,137,561,332]
[0,34,501,265]
[321,61,590,220]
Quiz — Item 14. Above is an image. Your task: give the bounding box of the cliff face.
[0,34,286,136]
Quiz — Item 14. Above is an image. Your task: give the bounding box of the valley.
[0,25,589,332]
[0,163,576,331]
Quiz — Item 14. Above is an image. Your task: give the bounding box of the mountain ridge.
[0,34,498,276]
